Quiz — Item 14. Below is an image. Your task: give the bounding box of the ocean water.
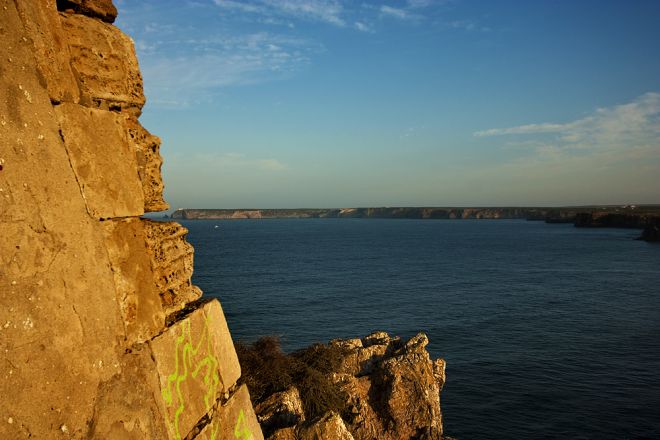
[180,218,660,439]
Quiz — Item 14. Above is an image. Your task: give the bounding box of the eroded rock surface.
[60,12,144,112]
[248,332,447,440]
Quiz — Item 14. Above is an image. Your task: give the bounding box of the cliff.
[173,207,569,220]
[1,1,262,438]
[573,212,659,229]
[173,208,660,240]
[573,212,660,242]
[237,332,448,440]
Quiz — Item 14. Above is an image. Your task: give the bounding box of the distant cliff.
[171,206,660,222]
[172,207,574,220]
[573,212,660,242]
[574,212,657,229]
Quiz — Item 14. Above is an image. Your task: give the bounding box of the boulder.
[256,387,305,436]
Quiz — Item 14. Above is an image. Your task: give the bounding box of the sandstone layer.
[0,1,262,438]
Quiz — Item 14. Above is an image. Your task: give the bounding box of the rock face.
[0,1,262,439]
[639,218,660,242]
[246,332,447,440]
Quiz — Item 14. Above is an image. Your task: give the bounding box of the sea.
[178,218,660,440]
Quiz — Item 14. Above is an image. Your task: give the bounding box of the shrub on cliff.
[235,336,348,420]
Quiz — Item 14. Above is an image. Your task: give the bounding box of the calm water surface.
[180,219,660,440]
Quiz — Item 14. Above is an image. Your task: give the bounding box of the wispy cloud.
[475,92,659,145]
[407,0,434,7]
[212,0,262,13]
[170,152,288,171]
[474,123,566,137]
[136,32,320,106]
[213,0,345,26]
[212,0,446,27]
[441,19,489,32]
[257,158,288,171]
[474,92,660,164]
[354,21,374,33]
[439,93,660,205]
[117,0,486,108]
[380,5,411,20]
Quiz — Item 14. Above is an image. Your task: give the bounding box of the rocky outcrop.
[0,1,262,438]
[573,212,656,229]
[334,332,445,440]
[639,218,660,242]
[241,332,447,440]
[172,208,337,219]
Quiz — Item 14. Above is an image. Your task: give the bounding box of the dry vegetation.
[234,336,349,420]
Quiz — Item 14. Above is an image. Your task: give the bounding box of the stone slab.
[0,2,125,437]
[149,299,241,440]
[60,13,145,113]
[55,102,144,219]
[13,0,80,104]
[87,349,169,440]
[101,218,165,344]
[196,385,264,440]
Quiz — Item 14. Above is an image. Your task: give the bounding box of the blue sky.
[115,0,660,209]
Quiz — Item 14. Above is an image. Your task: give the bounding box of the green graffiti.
[161,311,220,440]
[234,409,253,440]
[187,405,250,440]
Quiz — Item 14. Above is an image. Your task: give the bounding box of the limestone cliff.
[238,332,448,440]
[172,206,660,221]
[0,1,262,438]
[172,207,546,220]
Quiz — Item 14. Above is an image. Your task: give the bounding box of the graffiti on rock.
[161,311,220,439]
[234,409,254,440]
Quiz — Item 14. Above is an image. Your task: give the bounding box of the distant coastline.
[170,206,660,240]
[170,206,658,221]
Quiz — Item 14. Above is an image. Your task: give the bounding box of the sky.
[114,0,660,209]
